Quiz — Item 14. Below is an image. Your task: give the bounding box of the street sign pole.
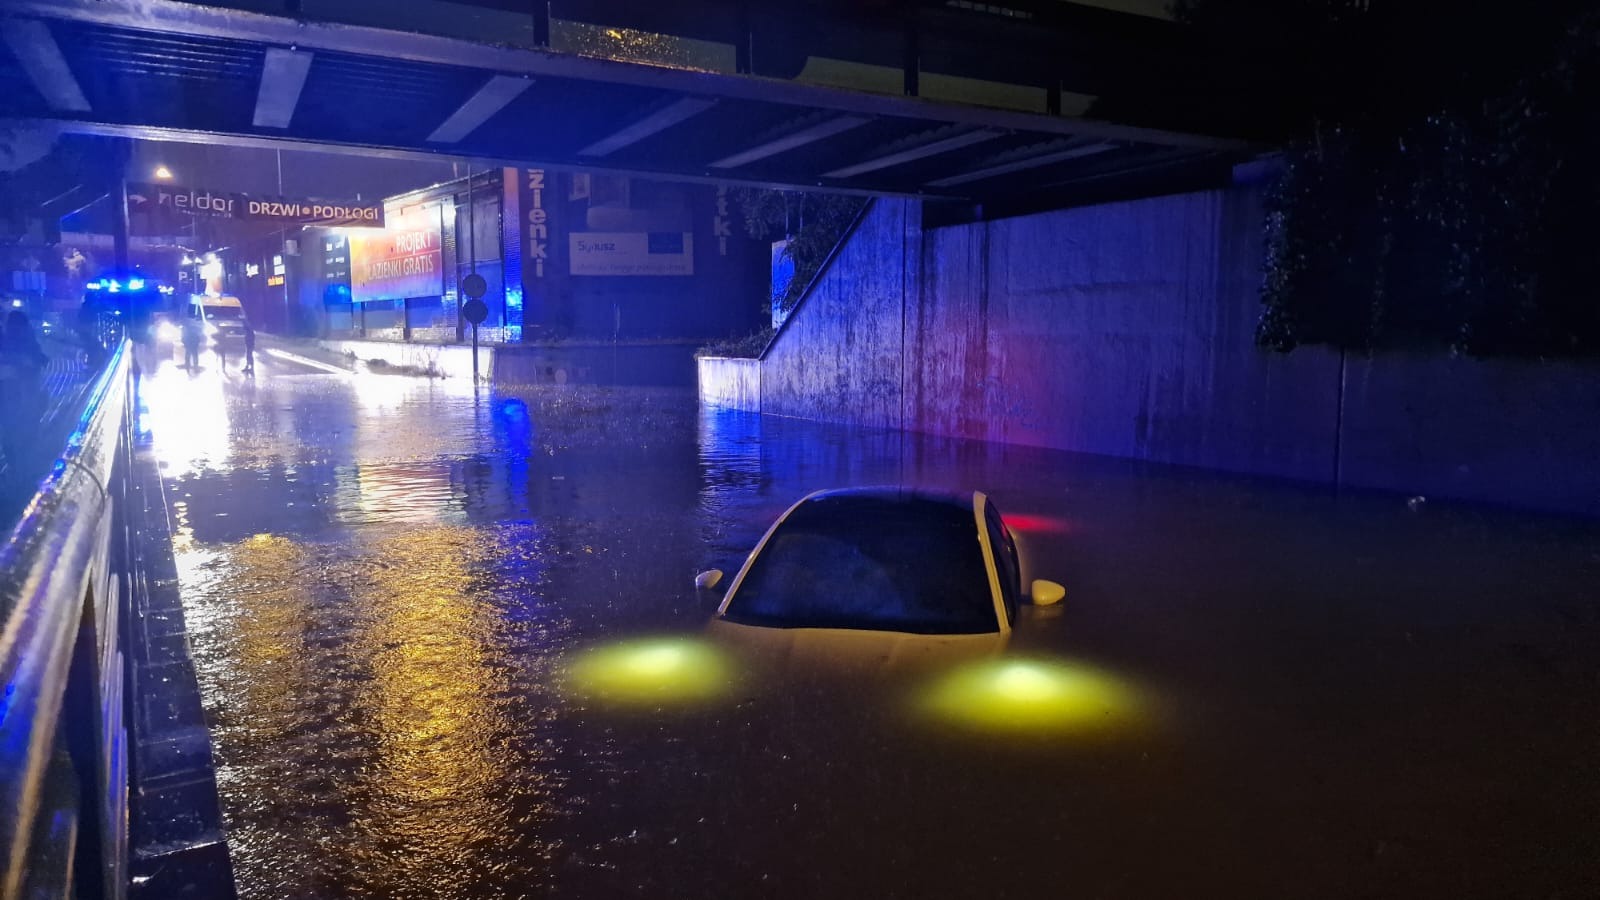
[461,274,489,384]
[463,166,485,383]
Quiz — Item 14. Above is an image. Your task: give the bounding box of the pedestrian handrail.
[0,340,134,900]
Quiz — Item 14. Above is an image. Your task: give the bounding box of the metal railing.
[0,341,134,900]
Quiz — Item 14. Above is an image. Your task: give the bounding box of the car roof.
[715,485,1009,635]
[194,295,244,307]
[798,486,978,509]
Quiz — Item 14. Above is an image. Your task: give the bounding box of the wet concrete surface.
[140,355,1600,899]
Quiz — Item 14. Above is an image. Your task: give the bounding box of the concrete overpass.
[1,0,1245,206]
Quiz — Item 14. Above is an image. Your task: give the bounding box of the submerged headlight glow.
[918,658,1149,737]
[565,636,734,707]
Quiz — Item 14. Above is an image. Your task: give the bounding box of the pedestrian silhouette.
[181,311,204,372]
[76,298,105,368]
[242,318,256,376]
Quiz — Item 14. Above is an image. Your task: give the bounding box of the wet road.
[142,356,1600,899]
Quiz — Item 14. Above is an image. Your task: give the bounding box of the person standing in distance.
[242,317,256,376]
[181,308,204,372]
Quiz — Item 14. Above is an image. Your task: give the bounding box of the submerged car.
[698,488,1064,671]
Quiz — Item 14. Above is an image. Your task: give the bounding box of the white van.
[186,295,249,352]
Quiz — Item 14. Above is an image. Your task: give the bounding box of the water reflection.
[161,374,1600,900]
[141,362,234,478]
[333,461,466,526]
[350,526,535,889]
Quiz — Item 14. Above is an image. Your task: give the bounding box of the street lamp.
[154,165,174,180]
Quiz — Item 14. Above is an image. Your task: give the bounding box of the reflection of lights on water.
[334,461,460,526]
[362,528,503,810]
[352,371,418,413]
[494,397,528,424]
[566,637,734,707]
[351,370,477,414]
[141,365,232,478]
[919,658,1148,736]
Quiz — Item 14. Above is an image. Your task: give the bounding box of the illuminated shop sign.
[525,169,548,279]
[348,205,444,302]
[128,182,385,227]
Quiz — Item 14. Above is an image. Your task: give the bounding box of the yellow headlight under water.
[566,637,734,707]
[918,658,1148,737]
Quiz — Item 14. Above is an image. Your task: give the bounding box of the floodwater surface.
[143,358,1600,900]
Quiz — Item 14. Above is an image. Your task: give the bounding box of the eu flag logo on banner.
[647,232,685,255]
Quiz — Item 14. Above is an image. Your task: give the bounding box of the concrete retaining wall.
[494,342,699,387]
[704,191,1600,516]
[319,338,701,387]
[320,338,491,381]
[760,199,917,430]
[909,187,1344,483]
[1339,352,1600,513]
[698,357,762,411]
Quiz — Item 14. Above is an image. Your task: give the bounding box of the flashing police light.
[88,276,168,294]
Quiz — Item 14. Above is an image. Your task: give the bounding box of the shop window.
[455,196,502,266]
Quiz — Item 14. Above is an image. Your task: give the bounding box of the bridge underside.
[1,0,1245,206]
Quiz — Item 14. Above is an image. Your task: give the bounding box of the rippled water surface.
[144,362,1600,899]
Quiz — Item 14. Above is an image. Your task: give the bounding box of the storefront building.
[319,168,766,346]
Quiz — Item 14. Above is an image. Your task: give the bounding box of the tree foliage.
[730,188,867,314]
[1099,1,1600,357]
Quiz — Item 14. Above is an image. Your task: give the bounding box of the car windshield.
[205,306,243,321]
[722,494,997,635]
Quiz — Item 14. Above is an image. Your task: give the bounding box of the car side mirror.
[694,569,723,591]
[1030,579,1065,607]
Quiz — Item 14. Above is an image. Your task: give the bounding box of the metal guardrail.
[0,341,134,900]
